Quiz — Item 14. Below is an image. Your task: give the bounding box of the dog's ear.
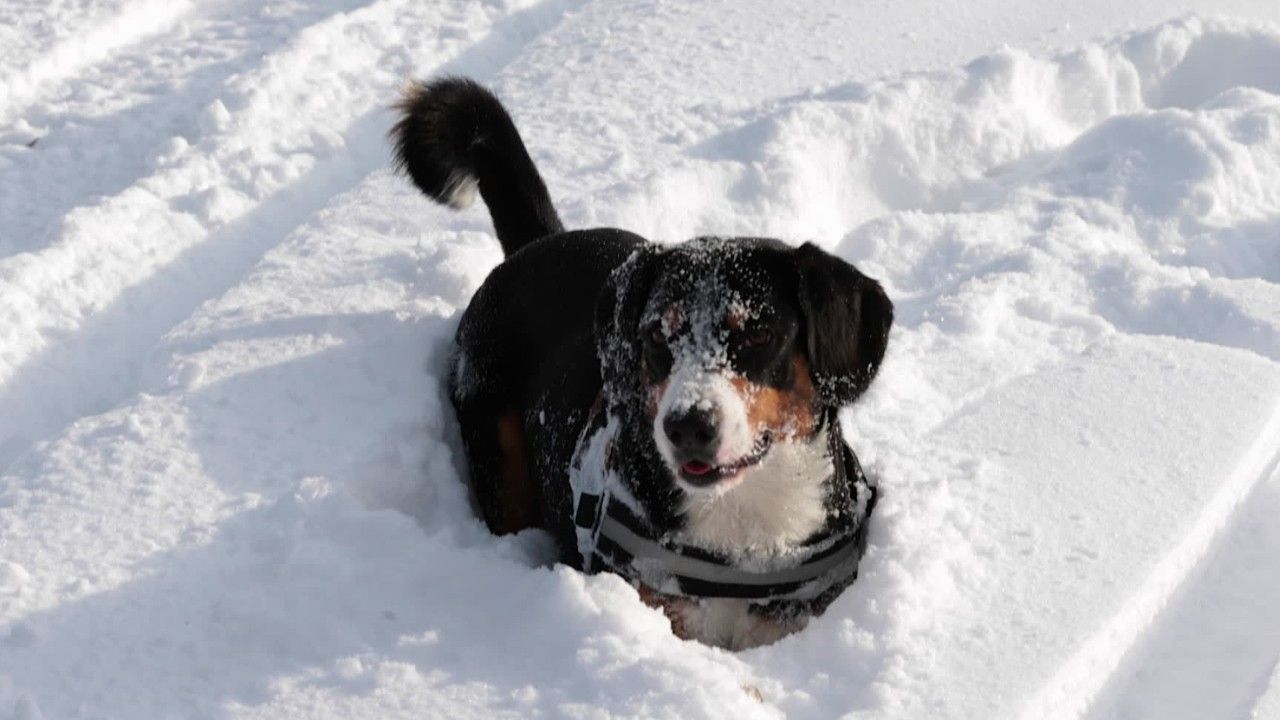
[594,246,661,411]
[794,242,893,407]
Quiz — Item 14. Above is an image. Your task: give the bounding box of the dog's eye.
[642,325,673,378]
[744,328,773,348]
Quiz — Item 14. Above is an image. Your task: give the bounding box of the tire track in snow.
[1021,403,1280,720]
[1081,452,1280,720]
[0,0,588,474]
[0,0,194,118]
[0,0,375,255]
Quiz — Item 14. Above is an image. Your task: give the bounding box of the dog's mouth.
[678,433,772,487]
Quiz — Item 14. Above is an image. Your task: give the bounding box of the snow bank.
[2,5,1279,719]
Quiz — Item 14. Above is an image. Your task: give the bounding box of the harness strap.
[574,489,867,601]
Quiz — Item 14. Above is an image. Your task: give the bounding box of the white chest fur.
[667,433,834,649]
[676,429,833,559]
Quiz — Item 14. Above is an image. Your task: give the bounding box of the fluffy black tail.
[391,77,564,256]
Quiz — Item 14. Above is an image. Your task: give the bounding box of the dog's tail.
[391,77,564,257]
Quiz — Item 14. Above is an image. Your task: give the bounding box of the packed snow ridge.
[1,5,1279,719]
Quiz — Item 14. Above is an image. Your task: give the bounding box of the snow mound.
[2,7,1279,720]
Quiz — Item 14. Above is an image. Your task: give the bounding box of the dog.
[392,78,892,650]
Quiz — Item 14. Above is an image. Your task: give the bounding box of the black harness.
[571,418,877,603]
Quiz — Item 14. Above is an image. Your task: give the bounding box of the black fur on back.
[391,77,565,256]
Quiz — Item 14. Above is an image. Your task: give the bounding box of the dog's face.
[639,244,816,493]
[596,238,892,496]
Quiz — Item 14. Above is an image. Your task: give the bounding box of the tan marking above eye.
[729,354,818,441]
[663,305,683,332]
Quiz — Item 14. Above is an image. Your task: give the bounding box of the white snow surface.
[3,1,1280,718]
[1256,660,1280,720]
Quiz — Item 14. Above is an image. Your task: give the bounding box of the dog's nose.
[663,408,719,458]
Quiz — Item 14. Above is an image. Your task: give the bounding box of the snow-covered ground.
[3,1,1280,718]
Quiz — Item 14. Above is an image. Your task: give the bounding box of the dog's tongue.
[682,461,714,476]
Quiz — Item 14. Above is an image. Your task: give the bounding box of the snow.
[1257,661,1280,720]
[1087,460,1280,719]
[3,1,1280,718]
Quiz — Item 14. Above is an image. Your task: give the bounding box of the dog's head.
[595,238,892,495]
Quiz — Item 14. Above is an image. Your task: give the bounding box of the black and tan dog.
[393,78,892,649]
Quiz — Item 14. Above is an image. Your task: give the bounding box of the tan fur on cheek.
[729,354,818,441]
[646,376,668,421]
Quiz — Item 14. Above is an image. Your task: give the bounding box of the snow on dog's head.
[594,237,893,498]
